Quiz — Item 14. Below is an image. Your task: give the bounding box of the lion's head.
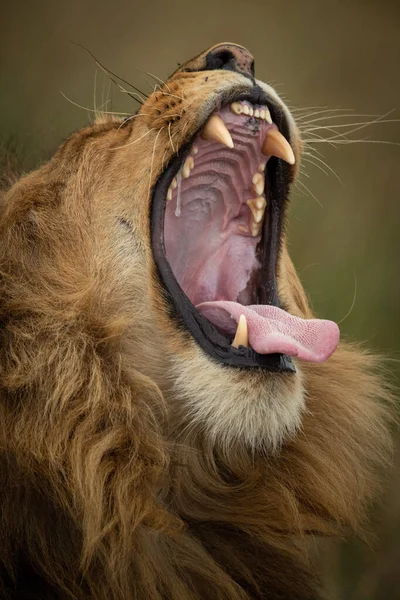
[0,44,394,599]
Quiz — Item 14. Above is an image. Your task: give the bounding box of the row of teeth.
[230,101,272,122]
[167,156,267,237]
[166,107,295,240]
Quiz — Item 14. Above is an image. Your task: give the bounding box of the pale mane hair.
[0,58,395,599]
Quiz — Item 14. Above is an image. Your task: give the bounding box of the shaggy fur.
[0,45,394,599]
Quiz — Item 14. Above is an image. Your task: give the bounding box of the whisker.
[72,42,148,102]
[295,179,323,207]
[303,152,343,183]
[320,109,397,140]
[304,118,400,131]
[149,127,166,197]
[337,273,357,325]
[112,128,156,150]
[93,69,98,117]
[299,112,379,124]
[116,113,151,132]
[303,138,400,146]
[159,91,185,101]
[168,121,175,154]
[145,71,174,95]
[60,91,130,116]
[296,108,355,121]
[302,157,330,178]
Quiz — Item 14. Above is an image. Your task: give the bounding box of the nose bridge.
[177,43,255,78]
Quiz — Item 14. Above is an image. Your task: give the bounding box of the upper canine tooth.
[252,173,264,196]
[232,314,248,349]
[201,114,234,149]
[231,102,243,115]
[262,129,295,165]
[265,108,272,124]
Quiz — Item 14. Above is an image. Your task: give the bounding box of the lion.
[0,43,394,599]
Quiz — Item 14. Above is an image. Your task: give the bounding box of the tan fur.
[0,47,395,599]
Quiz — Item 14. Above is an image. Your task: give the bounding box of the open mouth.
[151,88,339,371]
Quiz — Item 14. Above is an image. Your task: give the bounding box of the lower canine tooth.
[232,314,248,349]
[252,173,264,196]
[262,129,295,165]
[201,114,234,149]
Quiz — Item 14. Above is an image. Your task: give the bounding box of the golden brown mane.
[0,44,395,599]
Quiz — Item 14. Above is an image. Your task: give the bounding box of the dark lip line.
[150,85,296,372]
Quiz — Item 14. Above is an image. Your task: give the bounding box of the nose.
[178,43,255,78]
[205,43,255,76]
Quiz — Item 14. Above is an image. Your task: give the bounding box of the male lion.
[0,43,394,599]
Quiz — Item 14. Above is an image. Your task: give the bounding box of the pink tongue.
[196,301,340,363]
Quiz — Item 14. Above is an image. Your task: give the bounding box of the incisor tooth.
[201,114,234,149]
[249,107,254,116]
[243,105,250,115]
[252,172,264,196]
[254,109,260,118]
[232,314,248,349]
[262,129,295,165]
[231,102,243,115]
[265,108,272,124]
[258,162,266,173]
[260,109,265,120]
[247,197,266,223]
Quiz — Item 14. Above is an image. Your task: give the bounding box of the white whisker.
[149,127,166,197]
[112,128,155,150]
[295,179,323,207]
[60,91,130,116]
[337,273,357,325]
[303,152,343,183]
[168,121,175,153]
[299,112,379,124]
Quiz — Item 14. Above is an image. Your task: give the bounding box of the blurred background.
[1,0,399,597]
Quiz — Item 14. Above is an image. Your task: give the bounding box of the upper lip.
[150,86,296,372]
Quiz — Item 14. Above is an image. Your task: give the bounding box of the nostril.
[204,44,255,77]
[206,49,236,71]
